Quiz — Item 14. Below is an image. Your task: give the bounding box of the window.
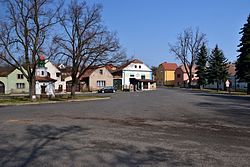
[135,65,137,68]
[191,74,194,78]
[16,83,25,89]
[41,71,44,76]
[139,65,141,69]
[177,74,181,78]
[56,72,61,77]
[47,72,51,77]
[17,74,24,79]
[99,69,103,75]
[97,80,106,87]
[130,74,135,77]
[141,75,145,80]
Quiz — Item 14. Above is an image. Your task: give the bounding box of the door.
[0,81,5,94]
[41,85,46,94]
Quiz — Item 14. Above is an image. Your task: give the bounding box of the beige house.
[66,66,113,92]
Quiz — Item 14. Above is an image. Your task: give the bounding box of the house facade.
[45,60,65,92]
[0,67,29,94]
[80,66,114,91]
[156,62,178,86]
[175,65,198,87]
[112,59,156,91]
[35,56,56,97]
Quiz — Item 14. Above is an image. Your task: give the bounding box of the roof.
[160,62,178,71]
[0,66,15,77]
[112,59,144,73]
[35,76,57,82]
[228,64,236,76]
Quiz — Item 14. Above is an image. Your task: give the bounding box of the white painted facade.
[45,60,65,92]
[35,66,55,97]
[121,62,153,90]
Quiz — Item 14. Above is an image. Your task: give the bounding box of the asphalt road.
[0,88,250,167]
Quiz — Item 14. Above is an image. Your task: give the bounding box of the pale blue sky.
[84,0,250,66]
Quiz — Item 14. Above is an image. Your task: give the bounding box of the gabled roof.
[0,66,15,77]
[160,62,178,71]
[80,66,109,80]
[112,59,144,73]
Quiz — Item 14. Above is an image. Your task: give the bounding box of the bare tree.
[54,0,126,97]
[0,0,62,99]
[169,28,206,87]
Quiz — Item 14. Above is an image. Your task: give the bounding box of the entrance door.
[0,81,5,94]
[58,85,63,92]
[41,85,46,94]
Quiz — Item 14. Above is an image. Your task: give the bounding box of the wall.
[89,67,113,91]
[156,65,165,85]
[122,62,152,88]
[165,71,175,86]
[7,68,29,94]
[45,61,65,92]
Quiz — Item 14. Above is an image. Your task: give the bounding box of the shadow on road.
[0,125,87,167]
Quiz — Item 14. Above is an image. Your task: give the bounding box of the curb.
[0,97,111,107]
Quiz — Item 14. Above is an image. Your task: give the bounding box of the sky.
[0,1,249,67]
[82,0,250,67]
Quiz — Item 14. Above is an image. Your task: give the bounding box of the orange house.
[156,62,178,86]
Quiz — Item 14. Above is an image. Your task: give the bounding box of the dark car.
[98,86,116,93]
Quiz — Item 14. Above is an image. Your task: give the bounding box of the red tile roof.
[160,62,178,71]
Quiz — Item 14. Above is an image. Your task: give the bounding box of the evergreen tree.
[207,45,228,91]
[236,14,250,94]
[196,43,208,89]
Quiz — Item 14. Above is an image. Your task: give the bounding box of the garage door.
[0,81,5,94]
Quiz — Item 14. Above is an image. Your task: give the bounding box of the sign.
[225,80,230,88]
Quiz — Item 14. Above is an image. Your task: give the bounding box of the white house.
[35,56,56,98]
[112,59,156,91]
[45,60,65,92]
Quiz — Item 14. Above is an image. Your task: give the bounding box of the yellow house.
[156,62,178,86]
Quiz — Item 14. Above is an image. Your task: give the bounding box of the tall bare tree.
[0,0,62,99]
[54,0,126,97]
[169,28,206,87]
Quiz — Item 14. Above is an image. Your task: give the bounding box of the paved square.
[0,88,250,166]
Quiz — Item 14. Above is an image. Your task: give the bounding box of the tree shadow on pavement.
[0,124,88,167]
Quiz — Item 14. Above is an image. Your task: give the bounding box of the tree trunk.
[29,77,36,101]
[216,81,219,92]
[71,82,76,98]
[188,75,192,88]
[247,83,250,95]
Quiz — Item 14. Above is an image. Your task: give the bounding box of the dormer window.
[135,65,137,68]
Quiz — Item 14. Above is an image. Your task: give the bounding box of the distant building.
[0,67,29,94]
[156,62,178,86]
[112,59,156,91]
[175,65,198,87]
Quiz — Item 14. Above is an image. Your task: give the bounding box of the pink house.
[175,65,198,87]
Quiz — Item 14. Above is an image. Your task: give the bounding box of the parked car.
[98,86,116,93]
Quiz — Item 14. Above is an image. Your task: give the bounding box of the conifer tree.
[236,14,250,94]
[196,43,208,89]
[207,45,228,91]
